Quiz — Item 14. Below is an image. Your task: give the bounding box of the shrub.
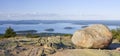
[4,27,16,38]
[0,35,4,40]
[63,34,72,37]
[26,33,39,38]
[111,28,120,41]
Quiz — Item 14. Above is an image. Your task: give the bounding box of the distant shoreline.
[0,20,120,26]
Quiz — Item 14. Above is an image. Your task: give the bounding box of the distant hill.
[0,20,120,26]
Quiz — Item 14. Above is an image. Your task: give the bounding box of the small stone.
[116,47,120,51]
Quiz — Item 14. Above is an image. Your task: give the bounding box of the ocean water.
[0,20,120,34]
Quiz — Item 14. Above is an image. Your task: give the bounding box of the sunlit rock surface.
[72,24,112,48]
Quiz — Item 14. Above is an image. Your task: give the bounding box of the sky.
[0,0,120,20]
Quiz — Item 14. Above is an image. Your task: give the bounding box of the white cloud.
[0,12,120,20]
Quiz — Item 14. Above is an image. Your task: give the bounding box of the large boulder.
[71,24,112,48]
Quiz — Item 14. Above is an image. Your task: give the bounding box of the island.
[44,28,54,32]
[64,27,73,29]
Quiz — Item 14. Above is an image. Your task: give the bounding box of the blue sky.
[0,0,120,20]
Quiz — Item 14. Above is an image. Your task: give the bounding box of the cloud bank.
[0,12,120,20]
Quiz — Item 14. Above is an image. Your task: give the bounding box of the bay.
[0,20,120,34]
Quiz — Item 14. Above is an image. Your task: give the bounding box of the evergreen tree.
[4,27,16,38]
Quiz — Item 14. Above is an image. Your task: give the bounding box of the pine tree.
[4,27,16,38]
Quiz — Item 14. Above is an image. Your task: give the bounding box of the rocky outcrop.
[72,24,112,48]
[116,47,120,51]
[48,49,120,56]
[0,50,5,56]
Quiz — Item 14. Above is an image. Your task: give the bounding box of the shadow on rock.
[108,43,120,50]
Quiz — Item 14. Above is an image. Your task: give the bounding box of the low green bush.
[0,35,4,39]
[63,34,72,37]
[26,33,40,38]
[111,28,120,41]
